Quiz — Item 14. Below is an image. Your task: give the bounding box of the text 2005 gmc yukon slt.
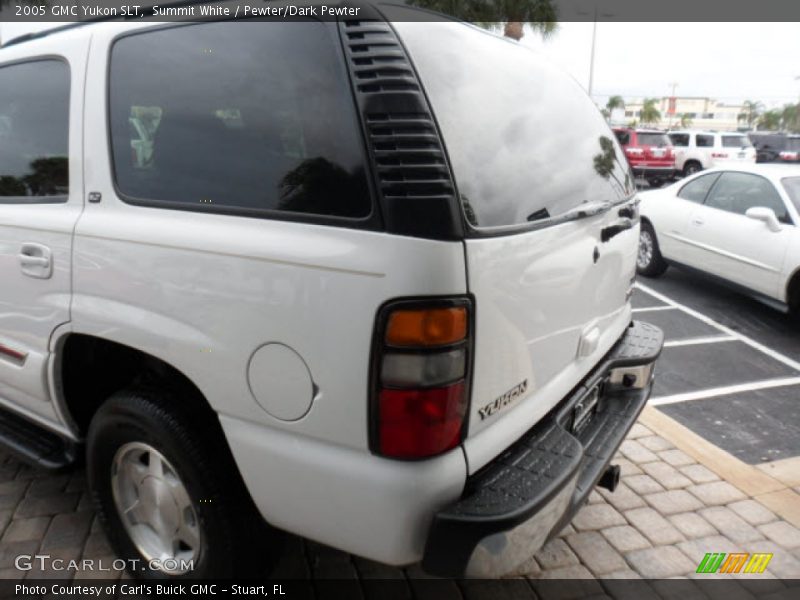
[0,3,662,579]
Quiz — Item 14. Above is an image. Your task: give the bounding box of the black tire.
[637,221,669,277]
[683,161,702,177]
[87,386,282,579]
[646,178,663,188]
[789,275,800,319]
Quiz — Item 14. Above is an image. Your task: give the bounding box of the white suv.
[669,130,756,176]
[0,6,662,579]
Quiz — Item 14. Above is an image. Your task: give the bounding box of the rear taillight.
[625,147,644,157]
[370,299,472,459]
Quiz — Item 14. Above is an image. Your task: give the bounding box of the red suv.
[612,128,675,187]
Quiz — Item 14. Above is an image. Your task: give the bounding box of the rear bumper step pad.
[422,320,664,577]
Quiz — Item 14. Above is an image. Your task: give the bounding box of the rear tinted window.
[669,133,690,147]
[721,136,752,148]
[614,130,631,145]
[636,133,670,147]
[109,22,371,219]
[696,135,714,147]
[0,60,70,201]
[394,21,633,229]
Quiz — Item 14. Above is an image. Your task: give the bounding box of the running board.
[0,407,79,469]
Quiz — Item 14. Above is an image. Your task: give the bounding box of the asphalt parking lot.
[0,267,799,593]
[635,269,800,466]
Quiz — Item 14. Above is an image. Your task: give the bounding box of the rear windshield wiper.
[559,200,613,222]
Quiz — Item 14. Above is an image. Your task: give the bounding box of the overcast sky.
[520,22,800,108]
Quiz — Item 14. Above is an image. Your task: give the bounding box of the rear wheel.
[637,222,668,277]
[788,273,800,318]
[683,161,702,177]
[87,386,282,579]
[646,178,663,188]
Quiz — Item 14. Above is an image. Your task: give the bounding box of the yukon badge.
[478,380,528,421]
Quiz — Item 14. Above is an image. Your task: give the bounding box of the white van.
[0,4,662,579]
[668,130,757,176]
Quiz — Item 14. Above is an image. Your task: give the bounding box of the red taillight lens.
[371,298,472,460]
[378,382,467,458]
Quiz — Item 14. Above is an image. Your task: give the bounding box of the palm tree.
[606,95,625,112]
[603,95,624,122]
[411,0,558,41]
[680,113,693,128]
[757,110,781,131]
[737,100,763,129]
[639,98,661,126]
[781,103,799,133]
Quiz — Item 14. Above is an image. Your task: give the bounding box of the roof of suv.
[669,130,748,136]
[0,0,392,47]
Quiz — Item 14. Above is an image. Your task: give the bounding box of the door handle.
[19,255,49,267]
[19,243,53,279]
[601,218,633,242]
[691,217,705,226]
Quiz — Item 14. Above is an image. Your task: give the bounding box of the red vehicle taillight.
[370,299,472,459]
[625,147,644,157]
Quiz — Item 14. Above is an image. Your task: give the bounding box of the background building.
[619,97,746,131]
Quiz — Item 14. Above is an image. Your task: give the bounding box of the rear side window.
[614,130,631,145]
[678,173,720,203]
[0,60,70,202]
[636,133,670,147]
[393,21,633,229]
[109,22,371,220]
[721,136,752,148]
[669,134,690,147]
[696,135,714,148]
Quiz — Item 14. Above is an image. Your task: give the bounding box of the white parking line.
[663,335,737,348]
[636,282,800,373]
[632,305,679,313]
[650,377,800,406]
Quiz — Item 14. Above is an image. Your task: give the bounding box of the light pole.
[582,3,614,99]
[588,7,598,98]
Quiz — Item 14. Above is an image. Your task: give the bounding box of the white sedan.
[637,164,800,314]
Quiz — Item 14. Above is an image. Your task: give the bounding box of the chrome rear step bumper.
[422,321,664,577]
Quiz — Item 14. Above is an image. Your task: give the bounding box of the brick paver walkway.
[1,421,799,589]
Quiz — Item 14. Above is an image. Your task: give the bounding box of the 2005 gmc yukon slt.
[0,2,663,579]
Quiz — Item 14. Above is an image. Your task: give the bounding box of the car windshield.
[637,133,670,147]
[782,177,800,212]
[722,136,752,148]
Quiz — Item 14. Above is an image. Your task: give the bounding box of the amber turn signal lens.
[385,307,467,347]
